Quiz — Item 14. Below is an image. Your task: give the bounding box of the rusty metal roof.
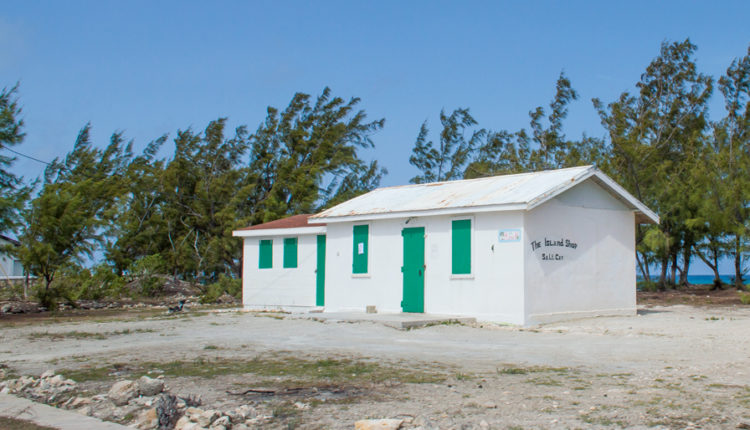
[235,214,325,231]
[311,166,659,224]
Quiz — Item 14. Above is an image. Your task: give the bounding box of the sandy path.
[1,305,749,381]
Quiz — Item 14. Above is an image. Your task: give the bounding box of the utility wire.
[3,147,52,165]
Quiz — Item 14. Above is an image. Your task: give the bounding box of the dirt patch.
[638,285,749,306]
[3,306,750,428]
[0,416,57,430]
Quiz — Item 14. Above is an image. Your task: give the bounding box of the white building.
[233,215,327,310]
[0,234,25,281]
[234,166,658,325]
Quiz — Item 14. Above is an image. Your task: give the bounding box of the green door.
[401,227,425,313]
[316,235,326,306]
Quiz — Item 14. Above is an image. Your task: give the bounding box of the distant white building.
[0,234,25,281]
[234,166,658,325]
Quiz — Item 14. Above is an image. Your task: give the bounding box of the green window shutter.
[283,237,298,268]
[259,239,273,269]
[352,225,369,274]
[452,219,471,274]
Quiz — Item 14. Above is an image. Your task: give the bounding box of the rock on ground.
[137,375,164,396]
[108,380,138,406]
[355,419,404,430]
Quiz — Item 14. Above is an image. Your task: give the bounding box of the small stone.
[225,410,243,423]
[108,380,138,406]
[137,375,164,396]
[235,405,257,419]
[185,407,204,420]
[211,416,231,429]
[134,408,158,430]
[174,416,194,430]
[69,396,92,408]
[76,406,93,416]
[293,401,310,410]
[40,370,55,379]
[48,375,65,386]
[354,419,404,430]
[480,420,489,429]
[197,409,221,427]
[484,402,497,409]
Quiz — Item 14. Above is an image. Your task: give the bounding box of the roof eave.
[310,203,528,224]
[232,226,327,237]
[524,168,659,224]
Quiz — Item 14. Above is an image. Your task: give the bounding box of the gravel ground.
[2,304,750,429]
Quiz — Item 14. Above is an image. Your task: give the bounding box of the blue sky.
[1,1,749,273]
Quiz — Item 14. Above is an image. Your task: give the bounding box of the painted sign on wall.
[498,229,521,242]
[530,237,578,261]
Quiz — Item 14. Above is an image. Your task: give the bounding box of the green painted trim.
[316,235,326,306]
[259,239,272,269]
[352,224,369,274]
[452,219,471,275]
[402,227,425,313]
[283,237,298,268]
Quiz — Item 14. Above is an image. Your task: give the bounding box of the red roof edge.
[236,214,326,231]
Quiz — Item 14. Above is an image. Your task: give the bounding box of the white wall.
[0,238,23,279]
[523,179,636,324]
[323,212,526,324]
[241,233,319,309]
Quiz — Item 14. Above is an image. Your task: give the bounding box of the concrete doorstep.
[0,393,129,430]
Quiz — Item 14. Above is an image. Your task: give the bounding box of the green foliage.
[247,87,386,220]
[125,254,166,297]
[0,83,30,235]
[15,125,131,307]
[200,274,241,303]
[594,39,714,286]
[465,72,595,179]
[54,264,125,301]
[739,292,750,305]
[409,108,483,183]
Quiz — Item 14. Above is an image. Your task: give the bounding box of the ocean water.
[637,274,745,285]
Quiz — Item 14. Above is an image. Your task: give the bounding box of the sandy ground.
[2,304,750,429]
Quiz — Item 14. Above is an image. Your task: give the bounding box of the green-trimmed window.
[259,239,273,269]
[452,219,471,275]
[352,225,369,274]
[283,237,298,268]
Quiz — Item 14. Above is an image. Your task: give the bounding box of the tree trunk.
[670,252,678,287]
[712,249,722,290]
[679,245,691,287]
[735,236,745,289]
[636,252,651,284]
[693,244,723,290]
[659,256,669,289]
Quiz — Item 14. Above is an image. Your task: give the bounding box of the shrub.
[637,280,659,292]
[126,254,166,297]
[38,264,125,306]
[200,274,241,304]
[739,292,750,305]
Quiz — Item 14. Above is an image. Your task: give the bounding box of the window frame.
[283,237,298,269]
[451,217,473,278]
[352,224,370,275]
[258,239,273,269]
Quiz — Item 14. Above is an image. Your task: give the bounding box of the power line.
[3,147,52,165]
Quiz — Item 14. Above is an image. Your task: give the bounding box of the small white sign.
[358,242,364,254]
[498,229,521,242]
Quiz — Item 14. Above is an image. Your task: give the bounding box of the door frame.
[401,226,425,313]
[316,235,326,306]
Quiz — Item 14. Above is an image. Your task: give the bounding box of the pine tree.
[409,108,483,183]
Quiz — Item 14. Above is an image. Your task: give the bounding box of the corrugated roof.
[311,165,659,224]
[236,214,325,231]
